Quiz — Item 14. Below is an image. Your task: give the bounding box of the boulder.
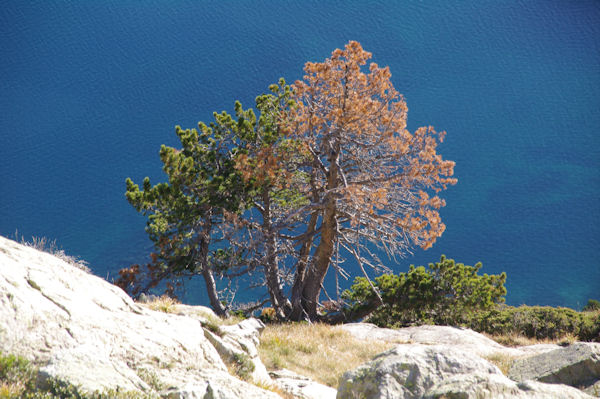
[337,343,594,399]
[170,303,218,323]
[339,323,556,358]
[509,342,600,395]
[337,344,501,398]
[269,368,337,399]
[428,373,594,399]
[203,318,272,384]
[0,236,280,398]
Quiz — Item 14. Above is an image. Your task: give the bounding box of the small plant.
[135,368,165,392]
[202,319,223,337]
[229,353,255,381]
[141,295,179,313]
[557,333,577,347]
[26,279,41,291]
[259,307,276,323]
[0,353,36,395]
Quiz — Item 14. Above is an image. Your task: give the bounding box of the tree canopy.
[117,41,457,322]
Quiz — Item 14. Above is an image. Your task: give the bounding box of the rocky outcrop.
[509,342,600,396]
[339,323,598,398]
[269,369,337,399]
[337,344,501,398]
[0,236,280,398]
[3,235,598,399]
[339,323,559,358]
[429,374,595,399]
[203,318,272,383]
[337,344,594,399]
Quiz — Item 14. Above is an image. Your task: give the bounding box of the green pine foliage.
[342,255,507,327]
[471,305,600,341]
[583,299,600,312]
[119,79,307,316]
[342,257,599,342]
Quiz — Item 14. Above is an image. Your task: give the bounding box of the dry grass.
[484,352,516,375]
[483,331,577,347]
[139,297,243,324]
[15,233,91,273]
[142,295,181,313]
[259,322,396,388]
[0,382,25,398]
[251,380,296,399]
[138,298,245,338]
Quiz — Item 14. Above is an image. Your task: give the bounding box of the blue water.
[1,1,599,310]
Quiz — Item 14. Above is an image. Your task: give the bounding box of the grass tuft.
[251,379,296,399]
[15,233,90,273]
[227,353,255,381]
[484,352,516,375]
[141,295,180,314]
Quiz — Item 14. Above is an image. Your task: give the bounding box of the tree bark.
[300,147,340,320]
[300,201,336,320]
[201,266,228,316]
[261,190,292,318]
[319,297,382,324]
[289,210,319,321]
[198,212,228,316]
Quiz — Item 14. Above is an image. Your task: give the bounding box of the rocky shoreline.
[1,235,598,398]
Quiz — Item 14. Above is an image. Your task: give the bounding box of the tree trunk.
[320,296,382,324]
[289,210,319,321]
[300,201,336,320]
[201,266,228,316]
[299,148,340,320]
[262,190,292,318]
[198,212,228,316]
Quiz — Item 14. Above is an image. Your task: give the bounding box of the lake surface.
[1,1,598,309]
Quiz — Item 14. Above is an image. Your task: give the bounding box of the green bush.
[342,256,599,342]
[583,299,600,312]
[0,352,155,399]
[471,305,599,341]
[342,256,506,327]
[0,353,37,393]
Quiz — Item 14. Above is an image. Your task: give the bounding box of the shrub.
[342,256,599,342]
[471,305,600,342]
[0,353,36,395]
[0,352,156,398]
[259,307,276,323]
[342,256,506,327]
[473,305,583,340]
[583,299,600,312]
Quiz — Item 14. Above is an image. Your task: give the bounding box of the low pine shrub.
[583,299,600,312]
[342,255,506,328]
[342,256,599,342]
[471,305,599,341]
